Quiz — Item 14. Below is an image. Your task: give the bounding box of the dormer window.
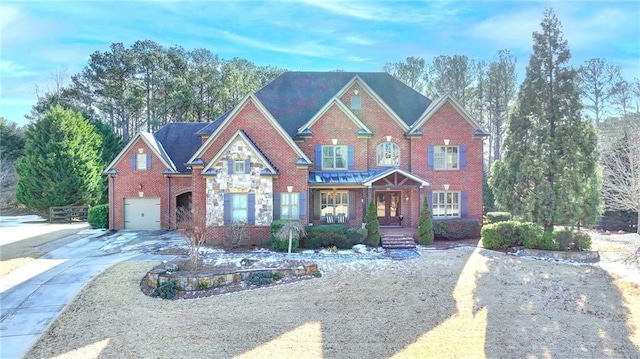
[350,95,361,109]
[234,160,245,173]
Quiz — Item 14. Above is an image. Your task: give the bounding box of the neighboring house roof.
[254,72,433,136]
[154,122,209,172]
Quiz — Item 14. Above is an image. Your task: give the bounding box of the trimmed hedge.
[270,220,299,252]
[482,221,593,251]
[485,212,512,224]
[88,204,109,229]
[303,224,352,249]
[433,219,481,240]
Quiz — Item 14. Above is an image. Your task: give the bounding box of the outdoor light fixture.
[444,139,450,145]
[354,89,359,95]
[332,138,338,145]
[443,184,450,191]
[405,194,409,201]
[138,183,143,189]
[386,135,392,142]
[287,186,293,193]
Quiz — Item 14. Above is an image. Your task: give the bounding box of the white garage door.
[124,197,161,230]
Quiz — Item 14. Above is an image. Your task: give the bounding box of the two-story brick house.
[104,72,487,244]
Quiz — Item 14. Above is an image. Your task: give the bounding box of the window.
[322,145,347,170]
[432,191,460,218]
[434,146,459,170]
[377,142,400,166]
[321,191,348,219]
[280,193,300,219]
[136,153,147,170]
[350,95,361,109]
[234,160,245,174]
[231,194,248,222]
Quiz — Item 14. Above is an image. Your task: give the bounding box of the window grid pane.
[322,145,347,170]
[136,153,147,170]
[432,191,460,218]
[433,146,459,170]
[320,191,349,217]
[231,194,248,222]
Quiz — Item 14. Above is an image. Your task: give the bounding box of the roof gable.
[362,167,430,187]
[103,131,175,174]
[409,94,488,135]
[297,97,372,135]
[202,130,278,175]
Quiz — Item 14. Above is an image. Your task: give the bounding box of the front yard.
[24,232,640,358]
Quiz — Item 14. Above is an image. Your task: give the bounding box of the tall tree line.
[29,40,286,140]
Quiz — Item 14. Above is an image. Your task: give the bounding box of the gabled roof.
[362,167,430,187]
[202,130,278,175]
[154,122,209,172]
[254,72,432,136]
[409,93,488,135]
[103,130,175,174]
[188,94,312,166]
[297,96,372,135]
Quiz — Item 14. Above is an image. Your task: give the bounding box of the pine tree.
[364,200,380,247]
[490,8,601,231]
[16,106,104,212]
[417,196,434,245]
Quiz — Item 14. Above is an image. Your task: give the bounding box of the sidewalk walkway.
[0,229,178,359]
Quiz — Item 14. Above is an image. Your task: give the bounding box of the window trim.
[231,193,248,222]
[280,193,300,220]
[432,191,460,218]
[376,142,400,167]
[320,190,349,220]
[321,145,348,170]
[434,145,459,170]
[233,160,245,174]
[136,153,147,170]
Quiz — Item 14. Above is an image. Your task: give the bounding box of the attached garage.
[124,197,161,230]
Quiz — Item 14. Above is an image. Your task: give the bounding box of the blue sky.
[1,0,639,126]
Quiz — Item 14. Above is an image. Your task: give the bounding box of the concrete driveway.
[0,225,185,359]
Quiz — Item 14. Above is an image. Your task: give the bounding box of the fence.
[49,206,89,223]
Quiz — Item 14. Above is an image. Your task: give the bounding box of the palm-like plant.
[274,220,306,254]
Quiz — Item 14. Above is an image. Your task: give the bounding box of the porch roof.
[308,170,384,185]
[362,167,430,187]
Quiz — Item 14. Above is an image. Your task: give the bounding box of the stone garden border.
[511,248,600,263]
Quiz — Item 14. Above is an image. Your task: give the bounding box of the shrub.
[88,204,109,228]
[364,200,380,246]
[482,221,543,249]
[151,281,178,299]
[270,220,299,252]
[346,227,367,244]
[224,221,249,249]
[417,197,434,245]
[524,231,557,250]
[553,229,592,251]
[432,219,481,240]
[247,271,272,286]
[303,224,350,249]
[486,212,512,224]
[272,272,283,281]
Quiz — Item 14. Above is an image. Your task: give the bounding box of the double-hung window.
[322,145,347,170]
[233,160,245,174]
[434,146,459,170]
[280,193,300,220]
[231,194,248,222]
[432,191,460,218]
[320,191,348,218]
[136,153,147,170]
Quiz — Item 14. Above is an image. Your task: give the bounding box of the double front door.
[376,191,402,226]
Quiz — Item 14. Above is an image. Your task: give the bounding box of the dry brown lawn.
[24,233,640,359]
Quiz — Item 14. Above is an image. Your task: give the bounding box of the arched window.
[377,142,400,166]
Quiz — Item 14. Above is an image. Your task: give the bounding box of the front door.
[376,191,402,226]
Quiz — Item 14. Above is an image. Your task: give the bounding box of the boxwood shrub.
[554,229,592,251]
[88,204,109,229]
[432,219,481,240]
[303,224,352,249]
[481,221,543,249]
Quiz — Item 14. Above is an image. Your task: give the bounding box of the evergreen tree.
[417,196,434,245]
[364,200,380,247]
[16,106,104,212]
[490,8,600,231]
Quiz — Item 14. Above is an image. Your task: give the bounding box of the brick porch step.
[381,235,416,249]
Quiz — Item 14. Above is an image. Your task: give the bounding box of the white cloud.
[0,3,21,30]
[0,60,36,78]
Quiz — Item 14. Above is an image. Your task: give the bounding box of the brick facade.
[106,72,486,243]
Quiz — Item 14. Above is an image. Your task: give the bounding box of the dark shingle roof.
[254,72,432,136]
[154,122,209,172]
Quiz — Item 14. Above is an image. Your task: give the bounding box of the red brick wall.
[109,138,171,229]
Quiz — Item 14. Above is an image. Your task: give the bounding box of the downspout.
[110,175,114,229]
[167,176,172,230]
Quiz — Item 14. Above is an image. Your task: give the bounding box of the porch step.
[381,235,416,249]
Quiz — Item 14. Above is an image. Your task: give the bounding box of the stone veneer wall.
[206,139,273,226]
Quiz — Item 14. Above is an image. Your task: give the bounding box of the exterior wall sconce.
[444,139,450,146]
[443,184,450,191]
[354,89,359,95]
[332,138,338,145]
[287,186,293,193]
[405,194,409,201]
[386,135,392,142]
[138,183,143,189]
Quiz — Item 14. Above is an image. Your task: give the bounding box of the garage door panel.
[124,197,161,230]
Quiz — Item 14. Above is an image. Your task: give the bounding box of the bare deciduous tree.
[175,206,211,270]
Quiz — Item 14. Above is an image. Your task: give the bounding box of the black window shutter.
[273,193,281,220]
[460,191,468,218]
[244,158,251,174]
[348,146,355,170]
[223,193,231,225]
[227,158,234,173]
[459,147,467,169]
[146,154,152,169]
[247,193,256,225]
[299,192,307,220]
[315,146,322,170]
[130,154,136,169]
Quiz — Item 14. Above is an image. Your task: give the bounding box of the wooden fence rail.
[49,206,89,223]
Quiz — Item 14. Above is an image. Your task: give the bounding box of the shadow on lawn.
[474,250,639,358]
